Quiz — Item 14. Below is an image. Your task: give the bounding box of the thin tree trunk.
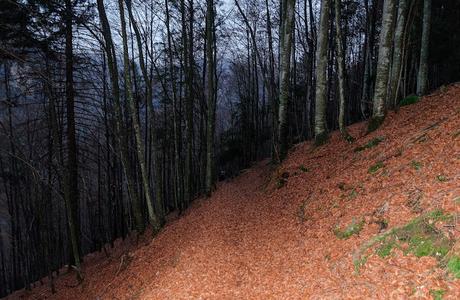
[64,0,82,282]
[334,0,352,140]
[314,0,331,145]
[205,0,216,195]
[164,0,183,209]
[125,0,165,223]
[277,0,295,160]
[416,0,431,95]
[96,0,145,233]
[389,0,408,107]
[118,0,161,232]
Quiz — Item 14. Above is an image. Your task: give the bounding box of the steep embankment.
[12,84,460,299]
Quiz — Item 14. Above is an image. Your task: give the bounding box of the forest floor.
[10,84,460,299]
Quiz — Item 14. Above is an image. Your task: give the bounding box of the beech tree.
[314,0,331,145]
[368,0,397,132]
[417,0,431,95]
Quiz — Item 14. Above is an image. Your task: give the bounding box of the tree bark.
[368,0,396,132]
[389,0,408,107]
[205,0,216,195]
[416,0,431,95]
[334,0,352,141]
[277,0,295,160]
[314,0,331,145]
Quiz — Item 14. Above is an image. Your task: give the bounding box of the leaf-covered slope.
[11,84,460,299]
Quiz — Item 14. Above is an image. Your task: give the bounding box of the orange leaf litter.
[9,84,460,299]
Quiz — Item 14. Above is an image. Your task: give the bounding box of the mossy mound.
[399,95,420,107]
[354,210,455,272]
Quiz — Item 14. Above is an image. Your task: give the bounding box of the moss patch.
[368,162,384,174]
[447,256,460,278]
[430,289,446,300]
[399,95,420,107]
[411,160,422,170]
[334,218,365,239]
[354,136,384,152]
[354,210,455,271]
[436,175,448,182]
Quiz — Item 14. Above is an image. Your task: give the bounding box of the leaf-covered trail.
[12,84,460,299]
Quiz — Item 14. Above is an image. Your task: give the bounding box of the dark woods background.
[0,0,459,296]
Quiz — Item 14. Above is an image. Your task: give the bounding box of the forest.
[0,0,459,298]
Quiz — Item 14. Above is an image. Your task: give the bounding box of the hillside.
[11,84,460,299]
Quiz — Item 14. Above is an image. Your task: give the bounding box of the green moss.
[354,136,385,152]
[314,131,329,146]
[334,219,365,239]
[447,256,460,278]
[355,210,454,270]
[399,95,420,107]
[367,115,385,133]
[436,175,448,182]
[430,289,446,300]
[348,189,358,200]
[376,239,397,258]
[411,160,422,170]
[368,162,384,174]
[299,165,309,172]
[353,255,368,274]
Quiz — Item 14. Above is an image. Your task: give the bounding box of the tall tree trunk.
[96,0,145,233]
[64,0,82,282]
[334,0,352,141]
[368,0,396,132]
[314,0,331,145]
[416,0,431,95]
[125,0,165,222]
[389,0,408,107]
[118,0,161,232]
[277,0,295,160]
[205,0,216,195]
[183,0,194,206]
[164,0,183,209]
